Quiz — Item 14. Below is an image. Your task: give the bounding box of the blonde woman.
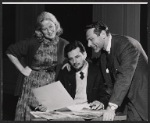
[6,11,68,121]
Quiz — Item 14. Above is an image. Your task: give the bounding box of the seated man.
[57,40,110,110]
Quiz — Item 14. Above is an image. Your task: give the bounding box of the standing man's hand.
[102,106,116,121]
[89,100,104,110]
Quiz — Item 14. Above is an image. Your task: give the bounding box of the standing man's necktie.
[80,71,84,79]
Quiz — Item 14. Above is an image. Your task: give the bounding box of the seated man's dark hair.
[64,40,86,58]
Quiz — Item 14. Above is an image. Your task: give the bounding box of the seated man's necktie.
[80,71,84,79]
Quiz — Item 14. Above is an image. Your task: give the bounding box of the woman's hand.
[7,54,32,76]
[35,105,47,112]
[62,63,71,71]
[38,105,47,112]
[21,66,32,76]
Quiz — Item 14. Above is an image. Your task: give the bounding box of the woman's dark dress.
[15,39,58,120]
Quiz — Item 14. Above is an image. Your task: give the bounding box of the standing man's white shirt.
[105,34,112,54]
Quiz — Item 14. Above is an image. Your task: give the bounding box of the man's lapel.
[86,63,95,93]
[68,69,76,98]
[108,35,119,83]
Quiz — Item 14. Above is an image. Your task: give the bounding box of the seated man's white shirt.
[74,62,89,104]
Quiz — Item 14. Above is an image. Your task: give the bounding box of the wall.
[92,4,141,57]
[93,4,140,41]
[15,4,45,42]
[3,5,45,94]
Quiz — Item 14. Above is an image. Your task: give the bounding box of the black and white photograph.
[1,1,149,121]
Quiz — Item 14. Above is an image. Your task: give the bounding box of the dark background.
[2,4,148,120]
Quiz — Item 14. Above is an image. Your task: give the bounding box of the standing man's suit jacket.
[100,34,148,120]
[57,62,110,108]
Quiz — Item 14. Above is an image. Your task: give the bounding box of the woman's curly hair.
[35,11,63,39]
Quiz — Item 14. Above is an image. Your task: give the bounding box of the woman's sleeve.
[6,39,29,59]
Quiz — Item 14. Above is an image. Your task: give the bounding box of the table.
[31,115,126,121]
[30,110,127,121]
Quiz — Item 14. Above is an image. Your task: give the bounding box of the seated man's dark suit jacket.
[56,62,110,108]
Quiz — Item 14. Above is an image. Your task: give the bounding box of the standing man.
[85,21,148,121]
[57,41,110,110]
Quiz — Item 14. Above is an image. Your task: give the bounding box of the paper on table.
[30,111,82,120]
[67,103,104,119]
[32,81,75,111]
[67,103,91,111]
